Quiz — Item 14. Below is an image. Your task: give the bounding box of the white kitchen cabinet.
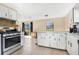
[66,34,71,54]
[74,8,79,22]
[37,33,43,46]
[9,9,17,21]
[71,36,78,55]
[70,35,78,55]
[37,32,49,47]
[1,6,9,18]
[21,32,25,46]
[37,32,66,50]
[58,34,66,50]
[0,6,2,17]
[49,33,58,48]
[0,5,9,18]
[67,33,79,55]
[0,5,17,21]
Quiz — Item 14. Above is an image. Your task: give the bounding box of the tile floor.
[12,36,68,55]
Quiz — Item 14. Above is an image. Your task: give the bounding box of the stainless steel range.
[0,31,21,55]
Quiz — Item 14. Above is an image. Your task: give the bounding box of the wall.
[33,9,74,32]
[64,9,73,32]
[53,17,66,32]
[0,18,16,27]
[33,19,48,32]
[33,17,67,32]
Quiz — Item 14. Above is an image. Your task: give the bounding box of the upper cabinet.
[0,5,9,18]
[0,4,17,21]
[8,9,17,21]
[74,8,79,22]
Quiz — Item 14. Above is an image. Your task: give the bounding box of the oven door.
[3,35,21,52]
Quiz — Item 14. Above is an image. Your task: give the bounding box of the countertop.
[67,32,79,38]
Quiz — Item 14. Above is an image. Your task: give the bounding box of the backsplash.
[0,18,16,28]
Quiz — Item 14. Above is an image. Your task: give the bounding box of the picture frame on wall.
[46,21,54,30]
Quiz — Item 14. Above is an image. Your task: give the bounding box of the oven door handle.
[5,35,20,39]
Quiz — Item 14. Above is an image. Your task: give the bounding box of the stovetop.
[0,31,21,34]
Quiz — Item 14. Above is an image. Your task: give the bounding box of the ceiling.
[3,3,75,20]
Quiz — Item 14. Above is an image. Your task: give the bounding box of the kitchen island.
[36,31,79,55]
[37,31,67,50]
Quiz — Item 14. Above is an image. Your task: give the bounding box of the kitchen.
[0,3,79,55]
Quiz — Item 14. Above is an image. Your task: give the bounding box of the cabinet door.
[74,9,79,22]
[37,33,49,47]
[67,35,73,55]
[1,6,9,18]
[70,36,78,55]
[37,33,43,45]
[9,9,17,20]
[50,33,58,48]
[67,35,78,55]
[12,10,17,20]
[42,33,49,47]
[58,34,66,49]
[0,5,2,17]
[8,9,13,19]
[67,35,70,54]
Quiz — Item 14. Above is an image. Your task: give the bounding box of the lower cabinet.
[58,34,66,49]
[37,32,66,50]
[37,32,50,47]
[49,33,58,48]
[67,34,78,55]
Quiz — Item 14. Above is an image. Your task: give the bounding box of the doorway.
[22,22,33,35]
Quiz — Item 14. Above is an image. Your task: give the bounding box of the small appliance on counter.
[73,25,77,33]
[69,25,77,33]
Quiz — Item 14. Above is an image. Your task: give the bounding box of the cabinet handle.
[59,38,60,41]
[68,41,69,45]
[70,43,72,47]
[5,13,7,16]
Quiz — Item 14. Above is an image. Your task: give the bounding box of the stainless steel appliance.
[1,32,21,55]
